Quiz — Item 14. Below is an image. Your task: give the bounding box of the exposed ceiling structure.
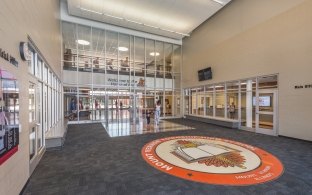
[66,0,232,40]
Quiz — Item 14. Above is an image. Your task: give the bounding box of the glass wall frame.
[27,42,63,166]
[62,21,182,122]
[183,74,278,132]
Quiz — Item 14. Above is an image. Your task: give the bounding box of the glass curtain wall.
[226,81,239,120]
[205,85,214,117]
[184,75,278,130]
[62,21,182,122]
[172,45,182,116]
[215,83,225,118]
[27,44,62,163]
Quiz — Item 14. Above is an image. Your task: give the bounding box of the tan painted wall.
[182,0,312,141]
[0,0,61,194]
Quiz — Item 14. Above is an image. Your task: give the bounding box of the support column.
[246,80,253,128]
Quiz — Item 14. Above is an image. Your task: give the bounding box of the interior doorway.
[255,89,278,136]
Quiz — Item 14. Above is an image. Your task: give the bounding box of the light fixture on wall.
[76,39,90,45]
[150,52,160,56]
[118,47,129,51]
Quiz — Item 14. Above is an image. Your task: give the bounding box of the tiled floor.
[104,117,194,137]
[23,119,312,195]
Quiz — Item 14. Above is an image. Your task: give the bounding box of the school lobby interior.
[0,0,311,194]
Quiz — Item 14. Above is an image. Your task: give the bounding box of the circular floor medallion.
[141,136,284,185]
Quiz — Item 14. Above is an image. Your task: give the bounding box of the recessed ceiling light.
[118,47,128,51]
[150,52,160,56]
[76,40,90,45]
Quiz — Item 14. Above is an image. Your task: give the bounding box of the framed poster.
[0,68,19,165]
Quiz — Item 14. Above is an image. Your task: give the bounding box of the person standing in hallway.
[107,59,114,70]
[155,100,161,125]
[69,98,77,120]
[115,100,118,110]
[146,110,151,125]
[229,102,236,119]
[120,57,129,71]
[93,57,100,69]
[70,98,76,113]
[120,101,123,109]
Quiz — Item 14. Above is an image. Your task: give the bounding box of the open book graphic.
[172,144,231,163]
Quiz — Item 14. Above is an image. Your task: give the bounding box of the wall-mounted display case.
[0,68,19,165]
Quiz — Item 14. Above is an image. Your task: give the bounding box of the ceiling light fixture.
[150,52,160,56]
[211,0,225,6]
[80,7,103,15]
[118,47,128,51]
[144,24,159,29]
[76,39,90,45]
[104,13,123,20]
[125,19,142,25]
[78,7,190,37]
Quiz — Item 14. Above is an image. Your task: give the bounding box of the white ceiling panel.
[66,0,232,39]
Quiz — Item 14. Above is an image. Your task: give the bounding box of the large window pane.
[146,39,155,77]
[91,28,105,72]
[205,85,214,117]
[241,79,256,128]
[226,81,239,120]
[184,89,190,115]
[215,83,225,118]
[173,90,181,116]
[156,41,164,79]
[164,91,173,117]
[197,87,205,116]
[173,45,181,73]
[119,34,130,73]
[63,22,76,70]
[164,43,172,80]
[134,37,144,77]
[29,83,35,122]
[78,87,92,121]
[191,89,197,115]
[106,31,118,76]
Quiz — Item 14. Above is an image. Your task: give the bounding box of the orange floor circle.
[141,136,284,185]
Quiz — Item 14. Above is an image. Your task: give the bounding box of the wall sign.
[0,48,18,67]
[19,42,31,61]
[294,84,312,89]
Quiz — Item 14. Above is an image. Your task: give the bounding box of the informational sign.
[253,96,271,107]
[106,74,172,89]
[0,48,18,67]
[294,84,312,89]
[0,68,19,165]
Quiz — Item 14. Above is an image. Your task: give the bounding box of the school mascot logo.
[141,136,283,185]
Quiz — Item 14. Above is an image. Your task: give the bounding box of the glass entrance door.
[255,90,277,136]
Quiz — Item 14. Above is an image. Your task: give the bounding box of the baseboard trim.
[279,135,312,143]
[19,178,30,195]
